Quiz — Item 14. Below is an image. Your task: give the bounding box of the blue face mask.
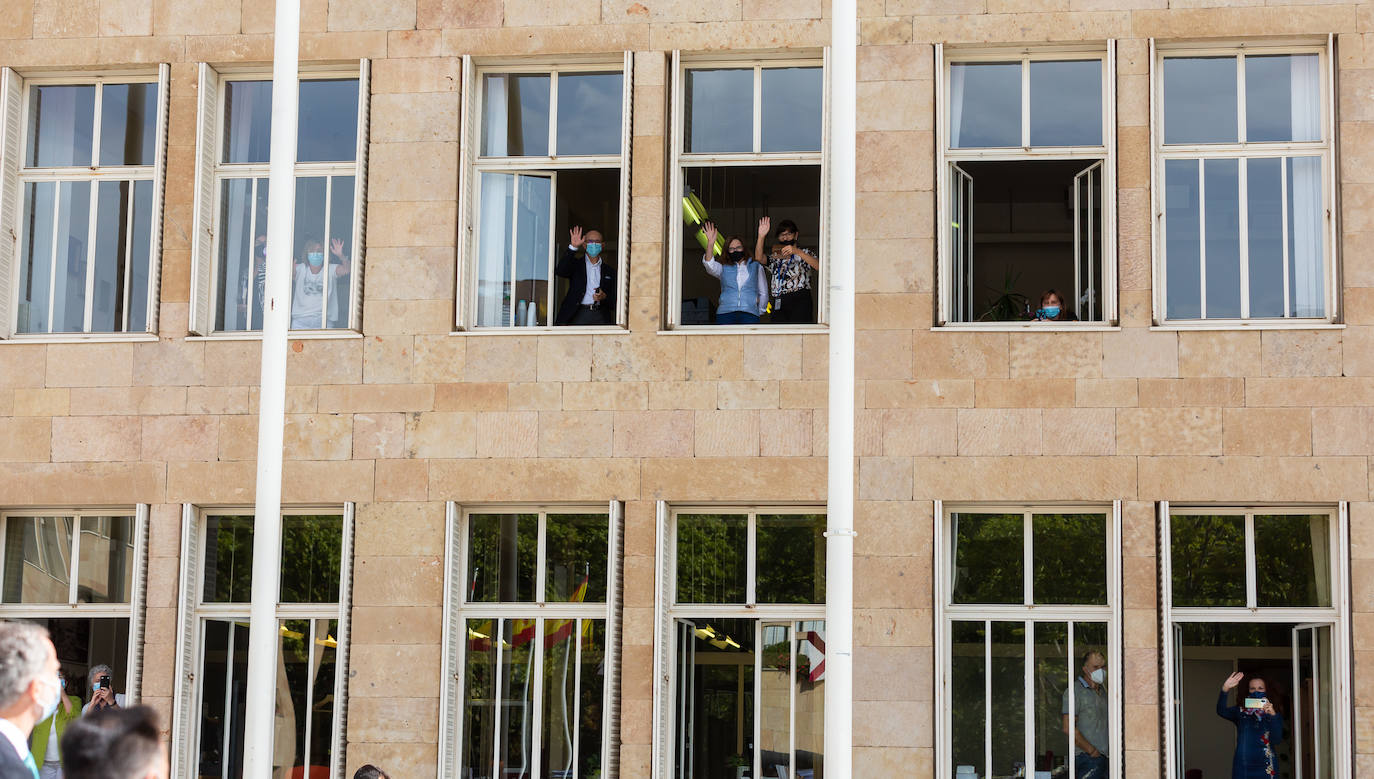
[1042,305,1061,319]
[585,242,602,258]
[306,251,324,267]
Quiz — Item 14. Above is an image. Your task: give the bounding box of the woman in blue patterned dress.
[1217,671,1284,779]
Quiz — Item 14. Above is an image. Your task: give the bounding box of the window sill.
[449,325,628,336]
[934,323,1120,333]
[1,333,161,345]
[1150,321,1344,332]
[185,331,365,341]
[659,325,829,335]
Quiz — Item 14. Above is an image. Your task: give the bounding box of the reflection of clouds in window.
[761,67,823,152]
[685,68,753,153]
[297,79,359,162]
[1029,60,1101,147]
[949,62,1020,148]
[1163,57,1237,144]
[481,73,550,157]
[556,72,622,156]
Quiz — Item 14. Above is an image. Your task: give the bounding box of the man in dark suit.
[0,621,61,779]
[555,225,617,326]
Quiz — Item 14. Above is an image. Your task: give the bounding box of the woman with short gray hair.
[81,665,123,715]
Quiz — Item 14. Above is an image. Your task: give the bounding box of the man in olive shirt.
[1061,650,1109,779]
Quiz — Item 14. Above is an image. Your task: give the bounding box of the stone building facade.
[0,0,1371,777]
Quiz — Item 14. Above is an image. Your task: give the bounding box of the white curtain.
[949,65,966,148]
[483,74,508,157]
[475,171,514,327]
[1288,55,1323,317]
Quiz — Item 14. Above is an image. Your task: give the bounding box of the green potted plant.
[979,269,1028,322]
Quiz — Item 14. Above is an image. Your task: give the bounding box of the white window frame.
[455,55,633,333]
[651,503,827,779]
[188,62,370,339]
[172,504,355,779]
[0,67,169,342]
[664,50,830,333]
[1158,502,1352,779]
[1149,37,1338,329]
[933,501,1123,779]
[439,502,623,779]
[0,506,150,702]
[934,43,1119,330]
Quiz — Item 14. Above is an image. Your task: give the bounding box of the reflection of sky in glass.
[1164,57,1237,144]
[1246,54,1320,143]
[297,79,359,162]
[556,72,622,156]
[99,83,158,166]
[1287,156,1324,317]
[26,85,95,167]
[223,80,273,163]
[949,62,1020,148]
[1246,157,1285,318]
[761,67,823,152]
[685,68,752,153]
[1164,158,1200,319]
[1029,60,1101,147]
[481,73,549,157]
[1204,158,1241,318]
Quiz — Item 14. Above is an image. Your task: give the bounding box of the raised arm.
[755,216,771,264]
[1217,673,1244,722]
[701,221,723,279]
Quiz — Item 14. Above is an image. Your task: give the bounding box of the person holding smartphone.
[1218,671,1283,778]
[81,666,123,716]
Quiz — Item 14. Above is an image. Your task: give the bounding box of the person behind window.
[1031,288,1078,322]
[289,237,350,330]
[60,706,167,779]
[1218,672,1283,779]
[80,667,122,716]
[761,217,819,324]
[0,620,62,779]
[555,226,616,326]
[31,669,81,779]
[1061,650,1109,779]
[701,219,770,325]
[352,765,390,779]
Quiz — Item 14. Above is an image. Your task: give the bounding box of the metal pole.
[825,0,857,777]
[243,0,299,773]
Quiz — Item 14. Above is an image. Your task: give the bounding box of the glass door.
[950,163,973,321]
[1073,161,1102,321]
[474,171,555,327]
[1291,623,1334,779]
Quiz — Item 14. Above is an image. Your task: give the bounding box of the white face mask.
[36,673,60,722]
[1090,668,1106,685]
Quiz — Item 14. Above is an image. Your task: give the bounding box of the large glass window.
[5,74,165,337]
[179,510,350,779]
[0,510,145,712]
[453,507,619,779]
[671,58,826,328]
[667,508,826,778]
[1163,506,1347,779]
[1156,46,1333,323]
[938,505,1120,779]
[938,47,1115,326]
[460,61,629,330]
[197,66,367,334]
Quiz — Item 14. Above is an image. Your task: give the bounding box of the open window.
[669,54,827,329]
[457,57,632,330]
[936,46,1116,326]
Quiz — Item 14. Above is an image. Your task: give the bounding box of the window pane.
[990,621,1025,778]
[1036,622,1073,776]
[949,621,986,777]
[759,622,792,779]
[756,514,825,604]
[326,175,356,329]
[475,172,552,328]
[1164,158,1201,319]
[1170,514,1246,607]
[203,515,254,603]
[675,617,756,774]
[466,513,538,603]
[461,617,498,778]
[1255,514,1330,607]
[1246,54,1321,143]
[297,78,358,162]
[676,514,747,604]
[1032,513,1106,605]
[197,619,249,779]
[1164,57,1238,144]
[949,62,1021,148]
[1029,60,1102,147]
[278,618,338,776]
[761,66,823,152]
[280,515,342,603]
[288,174,357,330]
[794,620,825,779]
[481,73,550,157]
[215,177,269,332]
[76,515,133,604]
[51,180,91,333]
[17,181,56,334]
[950,512,1022,604]
[26,85,95,167]
[126,179,154,332]
[685,68,753,153]
[541,619,606,779]
[1205,157,1242,319]
[1287,155,1325,318]
[223,80,273,163]
[545,513,608,603]
[29,616,129,702]
[2,516,74,603]
[1062,622,1109,768]
[91,181,131,333]
[1246,157,1285,318]
[99,82,158,166]
[498,620,535,776]
[556,72,623,156]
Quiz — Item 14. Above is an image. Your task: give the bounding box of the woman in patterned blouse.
[759,216,819,324]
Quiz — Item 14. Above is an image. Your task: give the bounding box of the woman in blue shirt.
[1217,671,1284,778]
[701,220,770,325]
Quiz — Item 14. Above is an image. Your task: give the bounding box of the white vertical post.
[825,0,856,778]
[243,0,299,774]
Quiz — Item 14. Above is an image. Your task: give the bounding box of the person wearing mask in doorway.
[0,620,63,779]
[1061,650,1109,779]
[1032,289,1079,322]
[555,226,616,326]
[289,237,351,329]
[761,217,819,324]
[31,669,81,779]
[1218,671,1283,778]
[79,668,122,717]
[702,219,770,325]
